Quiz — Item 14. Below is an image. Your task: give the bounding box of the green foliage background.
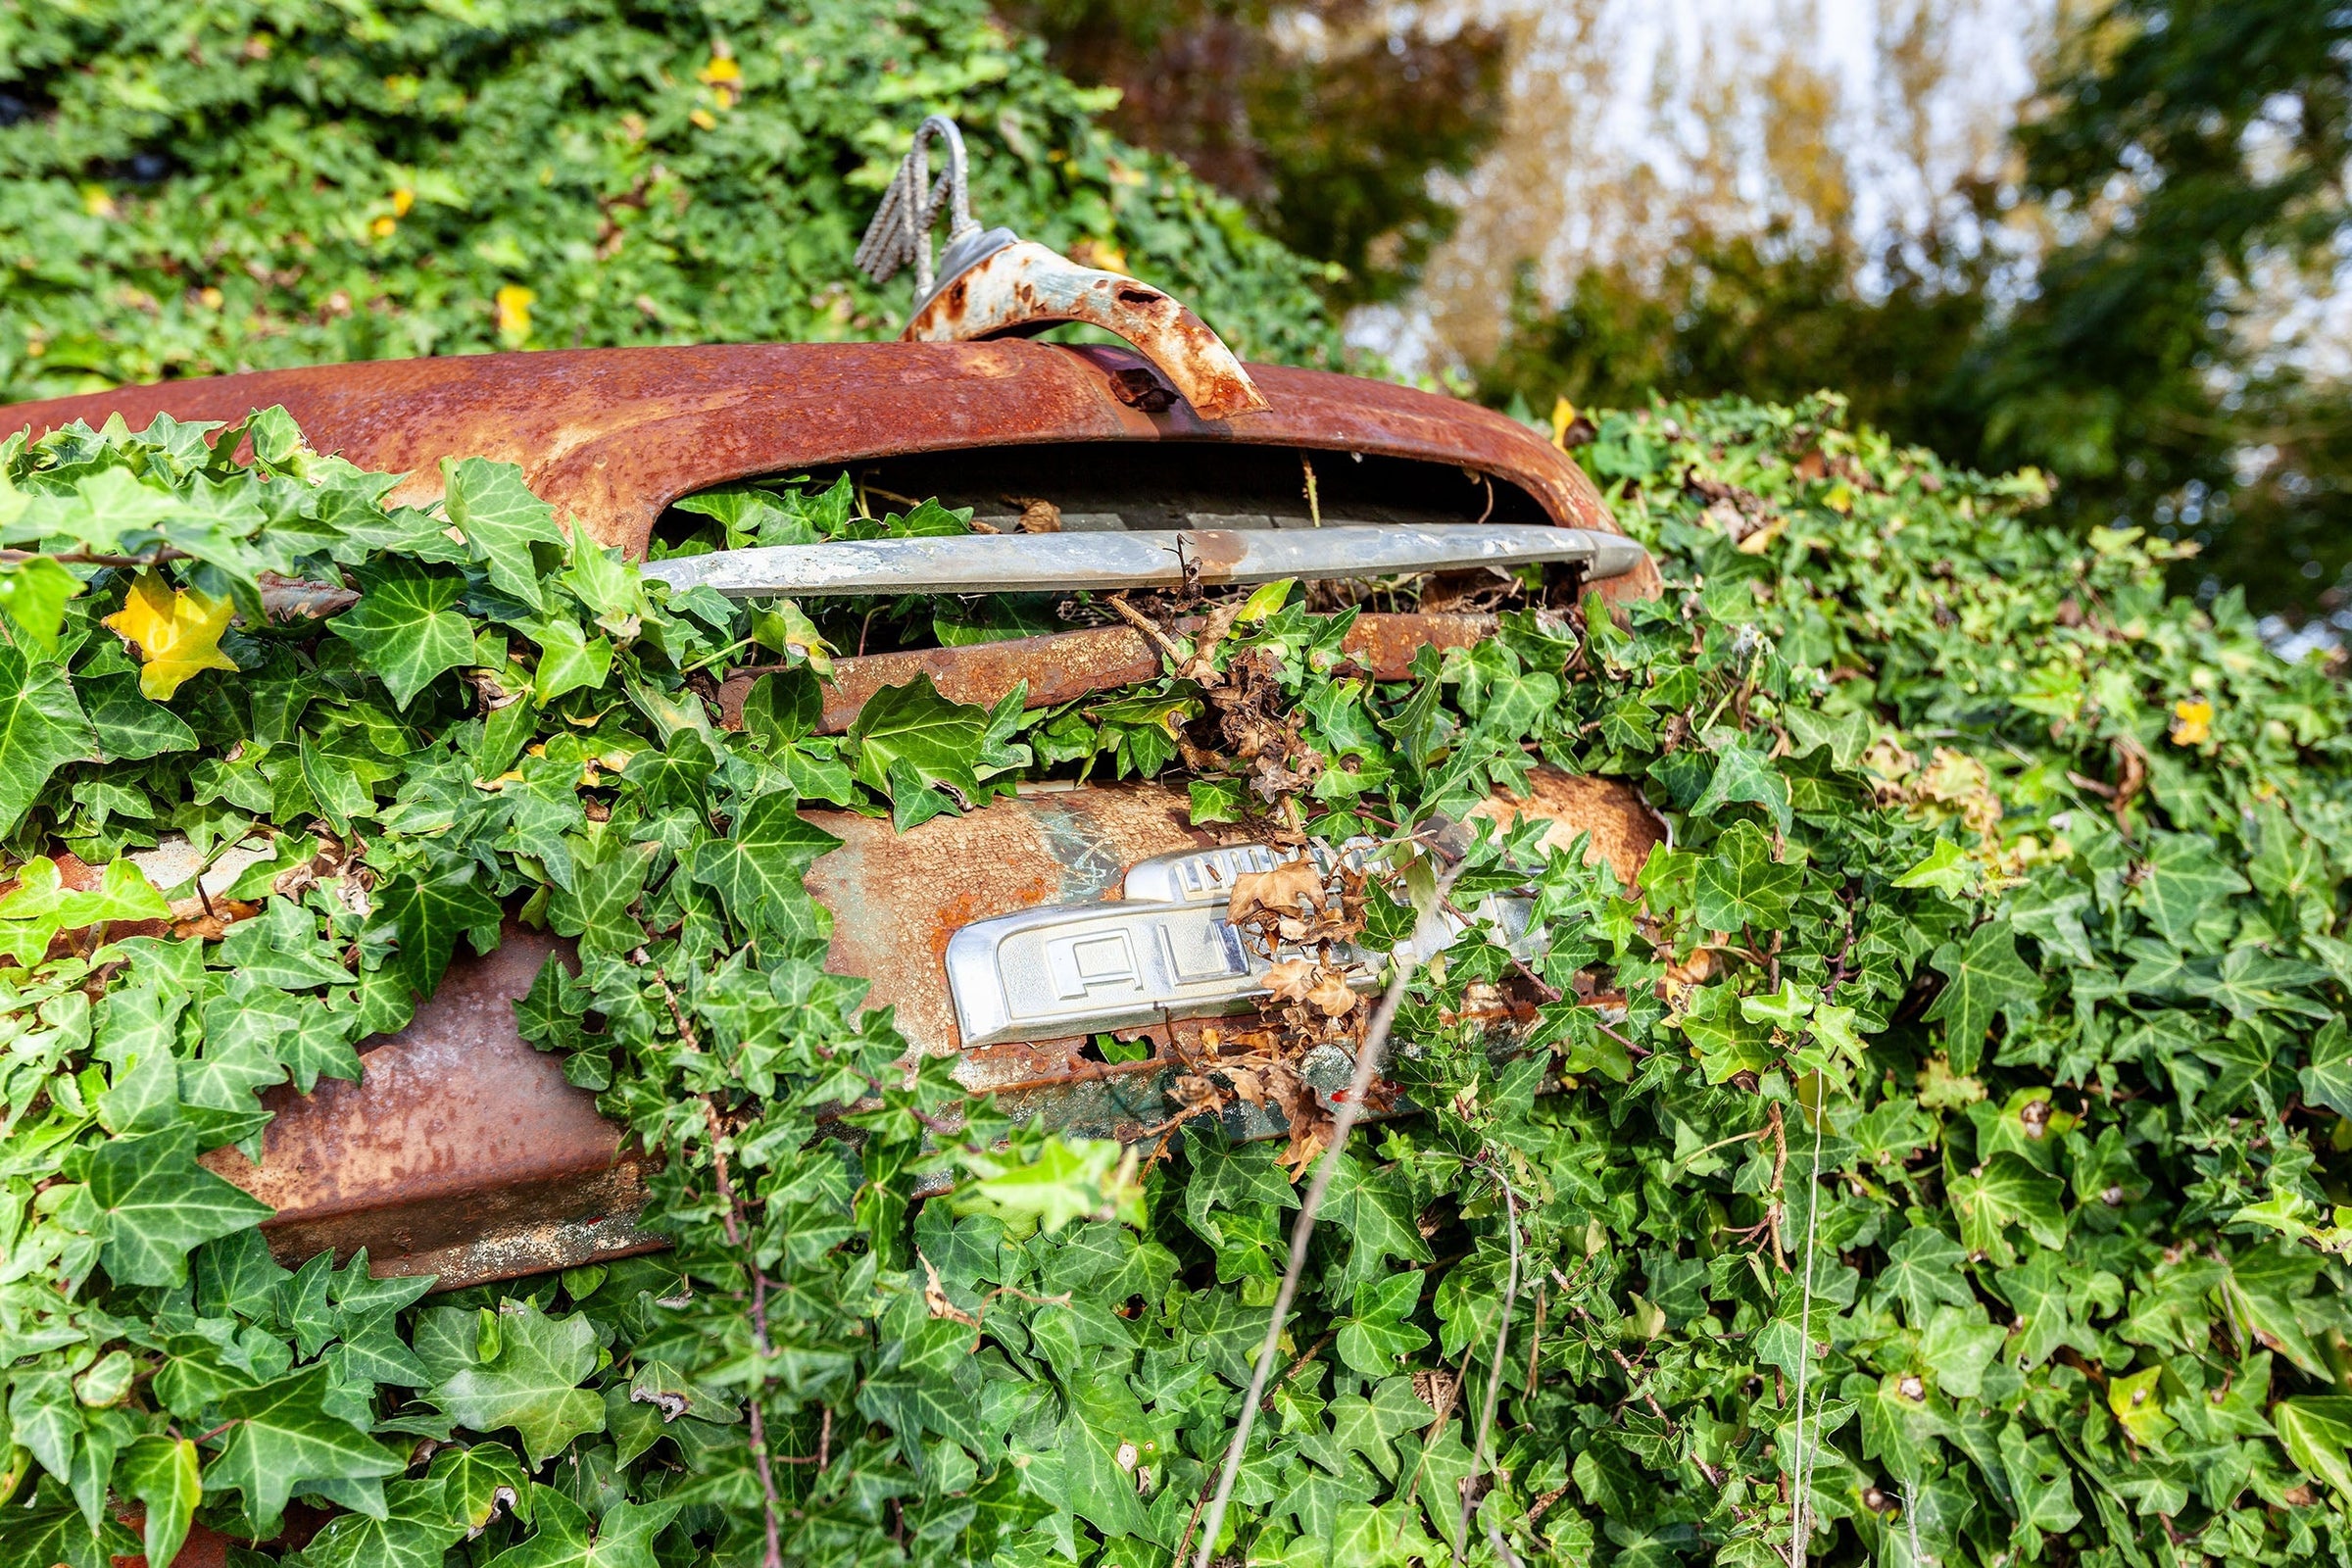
[1475,0,2352,614]
[0,392,2349,1567]
[0,0,1344,407]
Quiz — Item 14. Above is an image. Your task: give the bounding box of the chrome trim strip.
[640,524,1648,599]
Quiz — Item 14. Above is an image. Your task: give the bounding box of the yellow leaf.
[2170,696,2213,747]
[1549,396,1577,450]
[1824,480,1854,514]
[688,108,717,131]
[101,570,238,701]
[495,284,535,344]
[1070,238,1127,274]
[1735,514,1788,555]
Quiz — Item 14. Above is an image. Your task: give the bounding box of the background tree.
[1003,0,1508,309]
[1475,0,2352,613]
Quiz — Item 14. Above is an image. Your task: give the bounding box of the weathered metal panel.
[202,769,1659,1289]
[198,927,664,1281]
[0,342,1658,602]
[717,611,1498,736]
[639,523,1644,598]
[11,337,1672,1295]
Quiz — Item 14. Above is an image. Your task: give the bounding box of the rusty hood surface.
[0,340,1657,600]
[9,339,1666,1292]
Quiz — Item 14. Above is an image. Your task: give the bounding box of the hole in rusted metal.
[1107,366,1178,411]
[649,441,1549,556]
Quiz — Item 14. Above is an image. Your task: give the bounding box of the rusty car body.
[1,207,1665,1298]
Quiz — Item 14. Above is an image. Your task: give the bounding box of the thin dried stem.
[1456,1158,1524,1562]
[700,1096,786,1568]
[1788,1096,1827,1568]
[1191,858,1466,1568]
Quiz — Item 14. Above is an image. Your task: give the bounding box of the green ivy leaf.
[116,1436,202,1568]
[0,642,95,834]
[1892,839,1975,897]
[328,560,476,710]
[2132,833,2250,947]
[427,1301,607,1465]
[1878,1225,1975,1325]
[482,1487,677,1568]
[442,458,565,612]
[525,616,612,706]
[1924,923,2039,1073]
[79,671,197,761]
[205,1363,406,1536]
[431,1442,534,1536]
[1688,727,1791,832]
[0,556,82,652]
[1950,1152,2068,1266]
[689,791,842,937]
[286,1477,466,1568]
[2276,1398,2352,1500]
[85,1124,273,1288]
[1917,1303,2006,1398]
[2301,1017,2352,1117]
[368,858,503,997]
[848,674,986,805]
[1047,1379,1157,1544]
[547,838,654,956]
[1691,820,1800,931]
[1335,1271,1431,1375]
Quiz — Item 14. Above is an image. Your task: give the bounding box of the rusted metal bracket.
[901,240,1270,421]
[858,117,1269,421]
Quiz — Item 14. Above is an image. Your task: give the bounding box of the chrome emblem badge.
[943,843,1528,1049]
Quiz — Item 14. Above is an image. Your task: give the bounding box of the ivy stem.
[650,948,782,1568]
[1456,1155,1523,1563]
[1788,1092,1827,1568]
[1546,1264,1735,1494]
[0,545,188,569]
[1192,856,1466,1568]
[681,633,758,675]
[702,1095,785,1568]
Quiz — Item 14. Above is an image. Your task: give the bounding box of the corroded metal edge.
[903,239,1268,420]
[717,611,1499,736]
[0,341,1656,602]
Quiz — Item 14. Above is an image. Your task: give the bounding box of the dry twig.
[1191,858,1467,1568]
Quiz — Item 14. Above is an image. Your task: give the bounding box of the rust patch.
[898,240,1272,419]
[1185,529,1249,575]
[714,612,1496,737]
[802,783,1213,1055]
[1466,765,1664,888]
[200,925,662,1290]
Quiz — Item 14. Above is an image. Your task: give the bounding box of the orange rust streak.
[714,612,1498,737]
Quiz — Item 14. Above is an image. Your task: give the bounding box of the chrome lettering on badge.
[943,844,1528,1050]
